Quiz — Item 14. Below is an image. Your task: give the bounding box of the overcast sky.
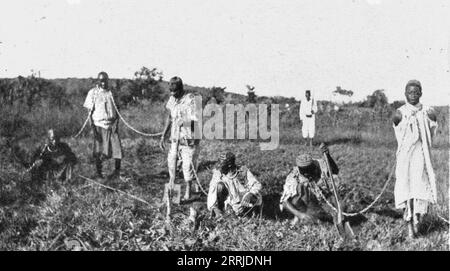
[1,0,449,105]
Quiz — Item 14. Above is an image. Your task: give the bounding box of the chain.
[312,163,395,217]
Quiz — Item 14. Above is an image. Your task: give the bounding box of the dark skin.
[160,80,183,150]
[392,83,436,237]
[47,129,59,148]
[90,73,119,136]
[305,91,314,114]
[33,129,77,170]
[160,78,199,200]
[159,79,196,150]
[89,72,121,178]
[302,90,315,147]
[392,85,437,126]
[283,143,339,224]
[212,162,258,217]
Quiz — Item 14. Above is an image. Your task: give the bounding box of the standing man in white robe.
[299,90,318,147]
[392,79,438,238]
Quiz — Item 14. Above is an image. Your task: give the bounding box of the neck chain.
[46,144,57,153]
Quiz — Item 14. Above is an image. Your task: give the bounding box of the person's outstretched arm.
[320,143,339,175]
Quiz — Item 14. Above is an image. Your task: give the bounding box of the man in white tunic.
[207,152,263,217]
[83,72,123,181]
[299,90,318,147]
[392,79,438,238]
[160,76,201,201]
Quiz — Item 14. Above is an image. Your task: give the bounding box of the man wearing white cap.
[299,90,318,147]
[392,79,438,238]
[280,143,339,225]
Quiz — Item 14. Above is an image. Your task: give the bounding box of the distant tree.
[134,66,163,81]
[117,80,135,106]
[132,66,165,102]
[364,89,388,108]
[391,100,406,110]
[3,75,67,110]
[209,86,226,104]
[333,86,354,97]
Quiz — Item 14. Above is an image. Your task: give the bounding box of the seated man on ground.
[207,152,263,218]
[30,129,77,184]
[280,143,339,225]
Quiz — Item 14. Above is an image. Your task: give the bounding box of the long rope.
[437,214,449,224]
[73,89,164,139]
[77,174,152,206]
[190,160,208,196]
[72,90,96,139]
[72,113,91,139]
[171,145,208,196]
[111,95,163,137]
[313,163,396,217]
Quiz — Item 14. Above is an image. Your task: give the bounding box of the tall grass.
[0,89,448,251]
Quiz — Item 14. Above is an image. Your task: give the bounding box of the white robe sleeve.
[83,88,96,110]
[425,106,438,138]
[246,170,262,196]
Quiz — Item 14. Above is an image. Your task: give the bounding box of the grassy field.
[0,100,448,251]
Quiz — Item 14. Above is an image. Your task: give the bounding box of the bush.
[363,89,389,109]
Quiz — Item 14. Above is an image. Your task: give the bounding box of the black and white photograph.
[0,0,449,253]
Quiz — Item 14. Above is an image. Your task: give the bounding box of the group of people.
[28,72,439,239]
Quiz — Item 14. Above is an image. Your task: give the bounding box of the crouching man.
[280,143,339,225]
[207,152,263,217]
[30,129,77,183]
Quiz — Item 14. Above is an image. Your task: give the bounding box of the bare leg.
[108,159,121,180]
[184,180,192,200]
[95,156,104,180]
[406,199,416,238]
[408,221,415,239]
[413,213,420,236]
[212,182,228,217]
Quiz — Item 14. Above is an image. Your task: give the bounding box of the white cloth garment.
[299,98,318,138]
[302,117,316,138]
[83,86,118,130]
[393,103,438,220]
[207,167,263,214]
[165,92,199,141]
[279,159,336,211]
[167,143,199,182]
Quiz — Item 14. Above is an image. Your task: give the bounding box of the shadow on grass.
[345,214,367,227]
[0,175,49,208]
[374,207,403,219]
[261,193,284,220]
[419,214,449,237]
[261,193,342,225]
